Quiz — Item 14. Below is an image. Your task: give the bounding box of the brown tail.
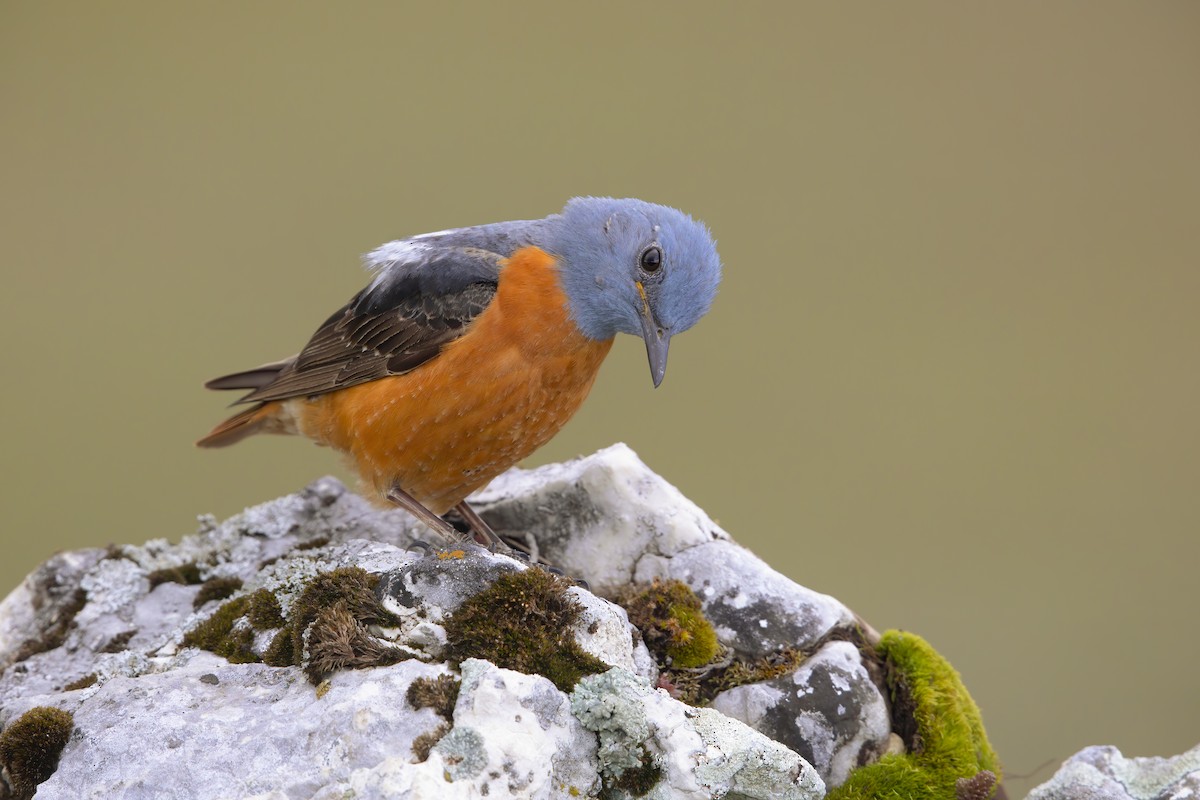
[196,402,284,448]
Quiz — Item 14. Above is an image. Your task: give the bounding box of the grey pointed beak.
[639,309,671,388]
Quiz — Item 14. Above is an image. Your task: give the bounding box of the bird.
[198,197,722,548]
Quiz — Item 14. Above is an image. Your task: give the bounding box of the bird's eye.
[640,246,663,273]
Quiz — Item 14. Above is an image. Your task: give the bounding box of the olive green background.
[3,2,1197,793]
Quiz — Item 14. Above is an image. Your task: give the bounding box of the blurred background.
[3,3,1197,793]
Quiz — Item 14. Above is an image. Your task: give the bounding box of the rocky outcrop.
[0,444,1000,799]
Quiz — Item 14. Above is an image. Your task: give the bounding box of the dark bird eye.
[640,246,662,273]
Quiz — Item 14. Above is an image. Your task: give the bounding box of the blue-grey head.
[545,197,722,387]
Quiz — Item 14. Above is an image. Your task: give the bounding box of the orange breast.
[292,246,614,514]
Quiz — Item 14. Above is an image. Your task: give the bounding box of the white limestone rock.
[710,640,891,787]
[472,444,891,788]
[1027,743,1200,800]
[1,445,893,797]
[570,667,825,799]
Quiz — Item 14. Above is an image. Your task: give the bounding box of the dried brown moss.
[406,675,460,720]
[193,577,244,610]
[62,674,97,692]
[411,723,451,763]
[12,588,87,663]
[304,601,406,684]
[0,706,74,799]
[147,562,203,588]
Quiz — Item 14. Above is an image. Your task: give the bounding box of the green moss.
[826,630,1001,800]
[181,595,259,664]
[63,673,97,692]
[182,568,408,684]
[12,588,87,663]
[0,706,74,799]
[621,579,720,669]
[193,577,244,610]
[406,675,461,719]
[147,562,203,588]
[443,569,608,693]
[262,628,294,667]
[246,588,284,629]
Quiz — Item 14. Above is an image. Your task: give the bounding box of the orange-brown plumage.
[200,197,722,542]
[285,247,612,513]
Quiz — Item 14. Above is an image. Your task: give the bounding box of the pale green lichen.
[570,669,659,794]
[432,727,488,781]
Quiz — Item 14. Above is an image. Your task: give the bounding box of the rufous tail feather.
[196,402,284,448]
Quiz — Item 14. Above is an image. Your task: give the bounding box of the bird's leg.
[452,500,507,551]
[386,486,468,546]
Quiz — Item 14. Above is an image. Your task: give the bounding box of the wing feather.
[213,219,549,405]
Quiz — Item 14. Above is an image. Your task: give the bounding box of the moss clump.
[62,673,97,691]
[193,577,244,610]
[147,562,203,588]
[253,568,404,684]
[295,535,331,551]
[262,628,294,667]
[443,569,608,693]
[12,588,87,663]
[826,630,1001,800]
[601,747,662,799]
[99,629,136,654]
[412,722,451,762]
[181,595,258,664]
[304,601,407,684]
[246,588,284,629]
[661,646,807,706]
[621,579,719,669]
[182,568,412,684]
[0,706,74,799]
[406,674,461,719]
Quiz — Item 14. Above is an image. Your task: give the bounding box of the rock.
[1027,743,1200,800]
[474,444,891,786]
[571,667,824,799]
[710,640,891,787]
[0,445,921,797]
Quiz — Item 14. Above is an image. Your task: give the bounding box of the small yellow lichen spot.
[437,549,467,560]
[315,679,331,699]
[569,787,581,797]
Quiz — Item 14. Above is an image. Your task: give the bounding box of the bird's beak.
[639,302,671,388]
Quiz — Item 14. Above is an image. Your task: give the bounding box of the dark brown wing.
[206,218,549,405]
[229,282,495,404]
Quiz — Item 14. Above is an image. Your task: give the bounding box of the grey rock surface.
[0,445,893,797]
[1027,743,1200,800]
[474,444,891,787]
[709,640,891,787]
[571,667,824,800]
